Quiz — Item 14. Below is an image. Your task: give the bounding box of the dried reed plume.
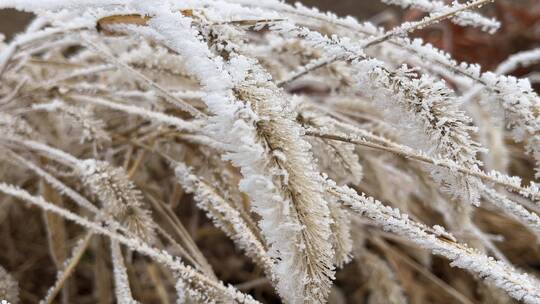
[0,0,539,303]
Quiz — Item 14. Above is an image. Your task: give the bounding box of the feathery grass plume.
[3,148,102,214]
[354,60,483,203]
[212,18,355,285]
[478,73,540,178]
[133,6,336,303]
[233,67,336,303]
[366,41,540,166]
[0,266,19,304]
[76,159,157,242]
[5,139,152,240]
[2,0,540,303]
[369,39,540,180]
[327,200,353,268]
[350,59,494,248]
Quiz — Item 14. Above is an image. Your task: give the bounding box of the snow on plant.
[0,0,539,303]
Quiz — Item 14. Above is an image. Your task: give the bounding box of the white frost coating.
[328,180,540,304]
[481,186,540,239]
[2,1,539,303]
[73,95,200,132]
[137,5,309,303]
[0,0,129,11]
[111,241,139,304]
[354,58,483,205]
[478,72,540,178]
[6,151,100,214]
[381,0,500,33]
[0,183,261,304]
[144,5,338,303]
[384,42,540,179]
[175,280,187,304]
[385,42,540,179]
[76,159,157,242]
[363,0,496,47]
[121,3,337,302]
[398,37,482,82]
[174,163,274,277]
[496,48,540,75]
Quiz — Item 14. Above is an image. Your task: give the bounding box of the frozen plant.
[0,0,539,303]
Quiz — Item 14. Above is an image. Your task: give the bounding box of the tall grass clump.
[0,0,540,303]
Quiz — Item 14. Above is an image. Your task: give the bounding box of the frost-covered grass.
[0,0,540,303]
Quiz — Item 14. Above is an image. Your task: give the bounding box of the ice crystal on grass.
[381,0,500,33]
[1,1,540,304]
[77,159,157,242]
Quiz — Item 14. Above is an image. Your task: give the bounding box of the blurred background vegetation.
[1,1,540,303]
[2,0,539,70]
